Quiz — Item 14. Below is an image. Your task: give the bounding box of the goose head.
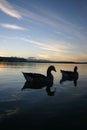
[47,65,56,73]
[74,66,78,72]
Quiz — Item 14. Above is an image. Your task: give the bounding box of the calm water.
[0,62,87,129]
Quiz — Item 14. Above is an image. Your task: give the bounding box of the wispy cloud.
[0,35,73,54]
[0,0,86,43]
[37,54,50,59]
[0,0,22,19]
[21,37,87,61]
[1,0,86,43]
[0,35,86,61]
[21,37,73,53]
[19,3,87,43]
[0,23,26,30]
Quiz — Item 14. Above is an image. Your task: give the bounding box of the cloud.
[21,38,44,46]
[0,23,26,30]
[0,35,73,54]
[1,0,86,43]
[37,54,50,59]
[21,37,73,53]
[0,0,86,43]
[0,0,22,19]
[18,3,87,43]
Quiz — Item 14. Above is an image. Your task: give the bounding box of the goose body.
[22,72,47,82]
[60,66,78,80]
[22,65,56,83]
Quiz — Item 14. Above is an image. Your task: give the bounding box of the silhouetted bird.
[60,66,79,86]
[22,65,56,83]
[60,66,78,79]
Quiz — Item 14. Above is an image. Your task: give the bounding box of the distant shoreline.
[26,61,87,64]
[0,61,87,64]
[0,56,87,64]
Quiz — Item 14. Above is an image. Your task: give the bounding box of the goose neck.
[47,69,52,76]
[47,70,53,82]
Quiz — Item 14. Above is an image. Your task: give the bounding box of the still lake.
[0,62,87,129]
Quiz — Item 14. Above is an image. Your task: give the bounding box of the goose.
[60,66,79,80]
[22,65,56,83]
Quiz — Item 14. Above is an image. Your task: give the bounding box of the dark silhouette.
[22,65,56,96]
[60,75,78,86]
[60,66,79,86]
[22,65,56,82]
[0,56,27,62]
[22,80,56,96]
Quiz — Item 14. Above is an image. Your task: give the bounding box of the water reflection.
[60,76,79,87]
[22,81,56,96]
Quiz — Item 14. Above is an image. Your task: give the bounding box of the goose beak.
[54,68,57,72]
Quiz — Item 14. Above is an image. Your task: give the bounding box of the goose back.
[22,72,47,82]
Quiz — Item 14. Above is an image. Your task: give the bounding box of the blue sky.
[0,0,87,62]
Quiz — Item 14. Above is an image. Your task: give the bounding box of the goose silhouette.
[22,65,56,83]
[60,66,79,86]
[60,66,78,79]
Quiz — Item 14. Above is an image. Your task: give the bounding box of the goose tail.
[22,72,33,81]
[60,70,63,73]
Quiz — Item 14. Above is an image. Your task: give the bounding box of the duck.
[60,66,79,80]
[22,65,56,83]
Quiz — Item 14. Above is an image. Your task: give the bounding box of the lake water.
[0,62,87,129]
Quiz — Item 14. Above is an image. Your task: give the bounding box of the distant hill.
[27,57,87,64]
[0,56,87,64]
[0,56,27,62]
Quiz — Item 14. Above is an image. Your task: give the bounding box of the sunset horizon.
[0,55,87,63]
[0,0,87,62]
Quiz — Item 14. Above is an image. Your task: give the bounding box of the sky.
[0,0,87,62]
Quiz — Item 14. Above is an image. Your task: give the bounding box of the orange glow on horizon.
[0,62,6,71]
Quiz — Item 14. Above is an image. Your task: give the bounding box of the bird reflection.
[60,76,78,87]
[22,80,56,96]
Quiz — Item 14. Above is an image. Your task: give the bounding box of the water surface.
[0,62,87,129]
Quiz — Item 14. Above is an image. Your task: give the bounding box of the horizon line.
[0,56,87,64]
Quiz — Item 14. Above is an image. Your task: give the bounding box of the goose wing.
[60,70,74,77]
[22,72,47,81]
